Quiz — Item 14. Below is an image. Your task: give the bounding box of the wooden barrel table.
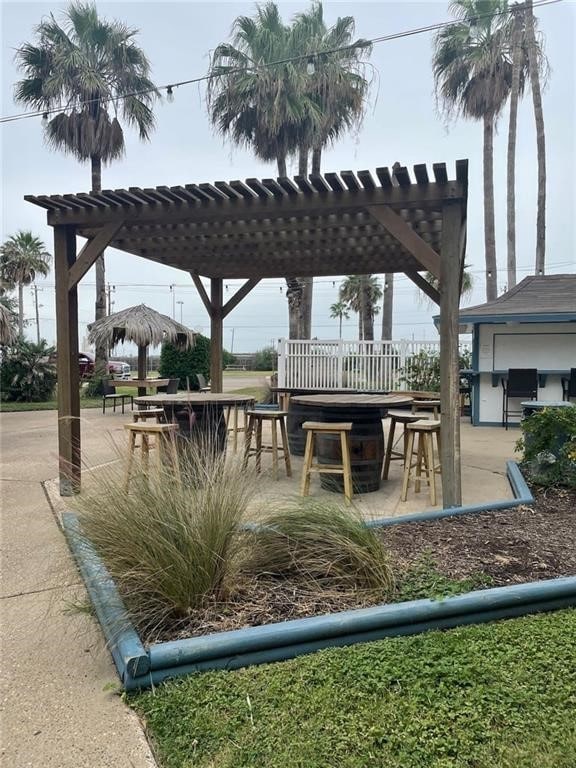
[290,393,413,494]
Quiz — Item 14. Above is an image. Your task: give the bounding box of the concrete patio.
[1,396,518,766]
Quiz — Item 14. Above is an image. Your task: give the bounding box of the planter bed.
[62,464,576,690]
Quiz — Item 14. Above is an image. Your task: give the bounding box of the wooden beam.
[68,220,124,290]
[367,205,442,279]
[405,270,440,305]
[439,200,464,507]
[190,272,211,314]
[210,278,223,393]
[43,181,467,229]
[222,278,261,318]
[54,225,81,495]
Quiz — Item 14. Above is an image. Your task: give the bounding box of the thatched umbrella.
[87,304,195,380]
[0,303,17,345]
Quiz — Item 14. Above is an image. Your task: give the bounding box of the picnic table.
[289,393,413,493]
[110,378,170,397]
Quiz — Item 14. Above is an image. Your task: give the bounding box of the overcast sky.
[1,0,575,355]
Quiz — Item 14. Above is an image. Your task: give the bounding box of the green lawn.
[224,370,273,378]
[0,397,102,412]
[131,609,576,768]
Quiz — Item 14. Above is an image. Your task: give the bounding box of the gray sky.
[1,0,575,354]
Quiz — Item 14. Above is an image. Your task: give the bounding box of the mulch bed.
[144,486,576,645]
[381,486,576,587]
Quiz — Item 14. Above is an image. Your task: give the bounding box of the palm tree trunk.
[525,0,546,274]
[483,114,498,301]
[381,274,394,339]
[91,155,108,373]
[339,314,343,338]
[507,8,523,291]
[311,146,322,175]
[277,154,287,177]
[17,283,24,337]
[298,145,309,176]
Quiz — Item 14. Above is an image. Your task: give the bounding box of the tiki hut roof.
[87,304,195,349]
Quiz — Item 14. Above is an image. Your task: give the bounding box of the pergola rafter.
[26,161,468,505]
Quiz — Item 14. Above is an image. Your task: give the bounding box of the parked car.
[51,352,131,380]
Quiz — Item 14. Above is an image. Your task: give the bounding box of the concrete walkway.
[0,409,156,768]
[0,397,519,767]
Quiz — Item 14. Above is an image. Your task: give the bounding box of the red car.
[53,352,131,379]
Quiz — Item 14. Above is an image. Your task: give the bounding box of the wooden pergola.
[26,160,468,504]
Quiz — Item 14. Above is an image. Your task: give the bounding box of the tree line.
[1,0,549,356]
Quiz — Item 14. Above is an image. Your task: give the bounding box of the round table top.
[134,393,256,407]
[290,393,413,409]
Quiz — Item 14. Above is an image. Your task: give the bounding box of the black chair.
[102,380,133,414]
[501,369,538,429]
[196,373,211,392]
[166,378,179,394]
[561,369,576,402]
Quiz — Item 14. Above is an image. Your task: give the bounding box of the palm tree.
[506,5,525,291]
[14,2,158,369]
[0,232,51,337]
[433,0,513,302]
[329,300,350,338]
[524,0,547,275]
[418,265,475,306]
[381,274,394,340]
[208,2,371,340]
[339,275,382,340]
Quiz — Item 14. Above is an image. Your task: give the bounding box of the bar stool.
[225,399,255,453]
[301,421,353,502]
[123,422,180,491]
[132,407,165,423]
[382,410,422,480]
[401,420,442,505]
[243,410,292,479]
[411,399,441,419]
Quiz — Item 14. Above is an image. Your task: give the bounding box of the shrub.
[399,348,472,392]
[159,335,210,390]
[75,438,259,633]
[243,499,394,596]
[253,346,277,371]
[83,373,109,398]
[516,406,576,487]
[0,338,57,401]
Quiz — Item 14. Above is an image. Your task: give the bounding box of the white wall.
[476,322,576,424]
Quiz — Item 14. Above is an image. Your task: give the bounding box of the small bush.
[75,439,259,632]
[83,374,109,398]
[399,348,472,392]
[253,346,277,371]
[244,499,394,596]
[0,338,57,401]
[516,406,576,487]
[159,335,211,390]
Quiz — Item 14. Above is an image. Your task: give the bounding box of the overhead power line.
[0,0,562,126]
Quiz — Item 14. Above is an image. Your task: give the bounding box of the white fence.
[277,339,471,391]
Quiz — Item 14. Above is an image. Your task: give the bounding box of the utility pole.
[32,285,43,344]
[170,285,176,319]
[230,327,235,354]
[106,283,116,315]
[176,300,184,323]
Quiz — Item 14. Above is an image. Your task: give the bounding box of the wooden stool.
[132,408,165,423]
[225,399,254,453]
[401,420,442,505]
[382,410,422,480]
[123,423,180,491]
[243,410,292,479]
[411,399,441,419]
[301,421,353,502]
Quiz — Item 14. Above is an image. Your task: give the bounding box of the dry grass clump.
[74,439,394,637]
[74,437,257,635]
[243,499,394,596]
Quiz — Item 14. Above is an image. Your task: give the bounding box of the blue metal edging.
[64,464,576,693]
[62,513,150,683]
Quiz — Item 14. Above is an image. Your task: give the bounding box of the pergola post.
[439,200,464,507]
[210,278,223,392]
[54,225,80,495]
